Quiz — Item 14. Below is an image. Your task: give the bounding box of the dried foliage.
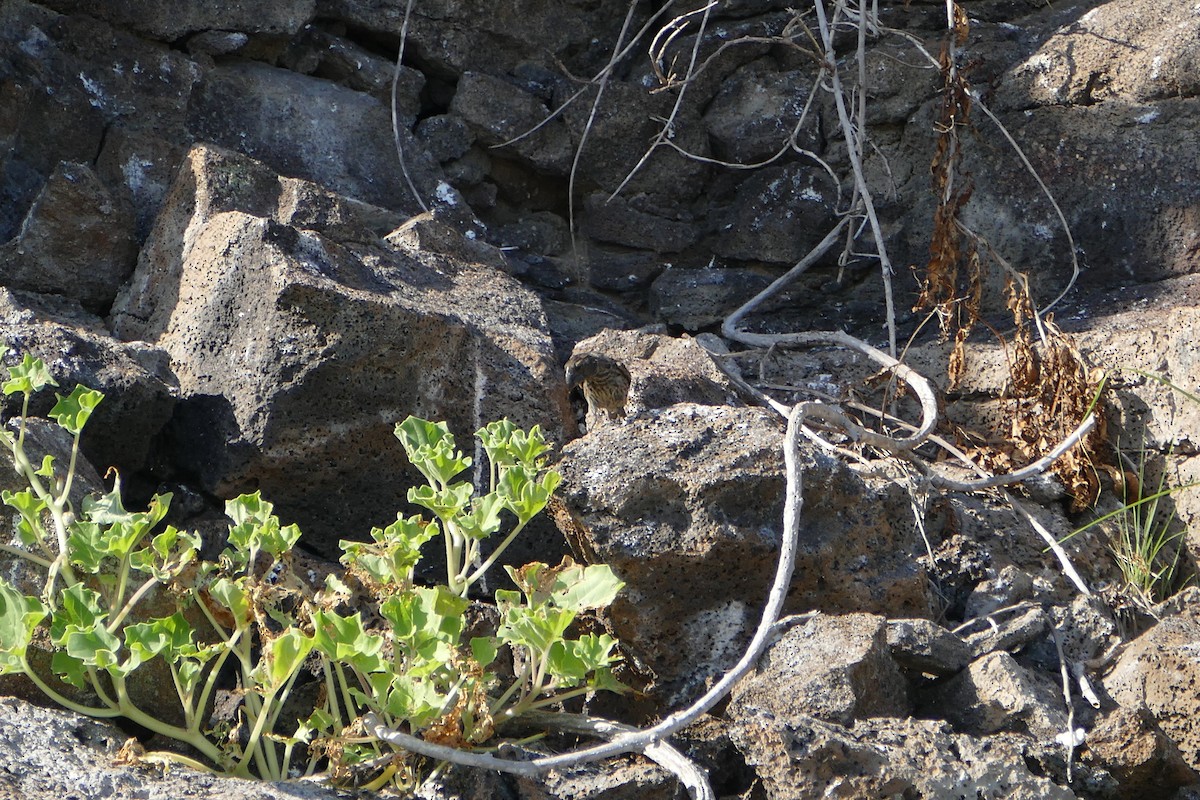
[913,34,982,391]
[1002,276,1110,511]
[908,14,1111,511]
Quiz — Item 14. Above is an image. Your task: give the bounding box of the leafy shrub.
[0,348,623,787]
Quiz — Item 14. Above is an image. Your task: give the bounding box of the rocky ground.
[1,0,1199,797]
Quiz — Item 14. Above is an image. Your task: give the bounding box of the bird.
[565,352,631,425]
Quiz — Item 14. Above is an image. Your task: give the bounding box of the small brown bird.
[565,352,631,424]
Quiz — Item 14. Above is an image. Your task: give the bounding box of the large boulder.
[110,145,569,556]
[187,62,436,215]
[557,402,931,703]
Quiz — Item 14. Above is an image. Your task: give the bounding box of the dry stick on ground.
[1009,495,1091,596]
[390,0,427,213]
[364,403,813,794]
[814,0,899,356]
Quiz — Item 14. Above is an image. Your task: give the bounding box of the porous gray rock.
[0,161,137,311]
[997,1,1200,108]
[728,613,911,727]
[560,80,711,202]
[727,714,1078,800]
[0,1,202,242]
[557,404,786,702]
[930,651,1067,740]
[886,617,972,677]
[557,402,931,702]
[582,247,665,293]
[964,564,1039,619]
[1067,278,1200,541]
[649,265,774,331]
[279,24,412,108]
[451,72,574,174]
[110,144,568,557]
[702,60,820,164]
[188,62,436,214]
[0,697,358,800]
[317,0,597,77]
[1083,705,1199,800]
[0,289,176,474]
[1104,611,1200,771]
[578,194,698,254]
[515,759,676,800]
[711,163,839,264]
[963,603,1051,660]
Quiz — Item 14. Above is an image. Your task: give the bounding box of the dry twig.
[365,403,813,791]
[391,0,427,213]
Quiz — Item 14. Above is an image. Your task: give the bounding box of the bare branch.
[391,0,428,212]
[607,1,715,200]
[368,402,814,778]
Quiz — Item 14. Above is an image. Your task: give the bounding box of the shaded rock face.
[188,61,438,214]
[0,0,1199,798]
[110,144,567,556]
[0,289,176,474]
[0,161,137,312]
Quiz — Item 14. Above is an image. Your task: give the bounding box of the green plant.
[1097,441,1194,606]
[0,348,624,788]
[1054,367,1199,606]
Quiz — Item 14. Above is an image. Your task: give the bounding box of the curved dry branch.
[648,1,718,86]
[391,0,428,213]
[366,402,813,785]
[929,413,1096,493]
[608,1,715,200]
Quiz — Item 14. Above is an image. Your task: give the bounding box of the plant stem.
[464,520,529,588]
[108,573,165,632]
[21,658,121,718]
[0,542,52,569]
